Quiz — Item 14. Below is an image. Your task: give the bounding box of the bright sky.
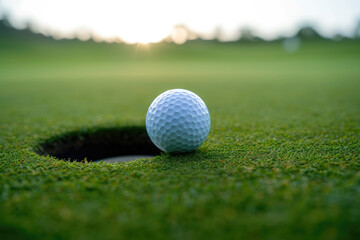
[1,0,360,44]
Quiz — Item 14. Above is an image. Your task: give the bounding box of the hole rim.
[35,126,161,163]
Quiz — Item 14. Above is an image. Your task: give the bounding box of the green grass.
[0,37,360,240]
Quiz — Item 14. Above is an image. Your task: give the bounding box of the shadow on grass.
[35,126,161,162]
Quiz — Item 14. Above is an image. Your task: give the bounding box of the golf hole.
[36,126,161,163]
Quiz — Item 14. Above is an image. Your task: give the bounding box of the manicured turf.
[0,34,359,239]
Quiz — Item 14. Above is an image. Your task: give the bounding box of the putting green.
[0,36,359,239]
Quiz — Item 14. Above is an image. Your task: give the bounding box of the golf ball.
[146,89,211,153]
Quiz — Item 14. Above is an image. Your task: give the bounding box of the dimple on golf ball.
[146,89,211,153]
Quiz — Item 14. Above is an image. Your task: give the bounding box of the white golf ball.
[146,89,211,153]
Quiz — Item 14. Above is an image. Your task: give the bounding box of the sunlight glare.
[2,0,360,42]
